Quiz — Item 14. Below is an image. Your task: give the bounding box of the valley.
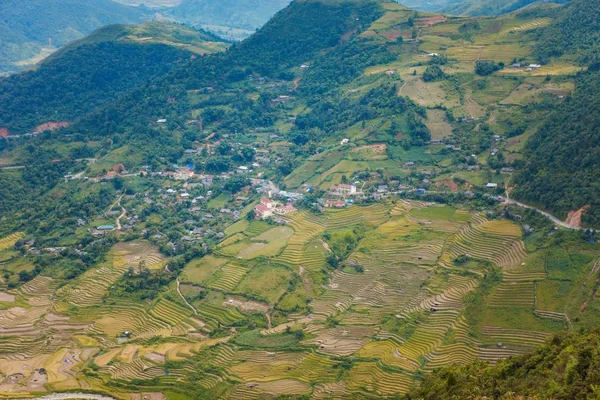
[0,0,599,398]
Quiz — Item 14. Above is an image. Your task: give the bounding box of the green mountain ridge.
[0,0,150,74]
[0,21,228,134]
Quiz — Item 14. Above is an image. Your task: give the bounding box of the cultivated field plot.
[0,199,596,399]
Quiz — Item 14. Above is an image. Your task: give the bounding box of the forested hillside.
[0,0,147,73]
[411,328,600,400]
[70,0,385,138]
[512,0,600,226]
[0,22,228,133]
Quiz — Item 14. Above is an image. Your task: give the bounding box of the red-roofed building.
[255,204,273,219]
[261,197,276,209]
[326,200,346,208]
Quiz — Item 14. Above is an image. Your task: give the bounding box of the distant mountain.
[0,0,148,74]
[441,0,568,16]
[166,0,292,39]
[398,0,567,15]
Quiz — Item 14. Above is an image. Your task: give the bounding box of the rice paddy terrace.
[0,198,598,399]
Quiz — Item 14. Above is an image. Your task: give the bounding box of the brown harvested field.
[379,30,408,41]
[130,393,167,400]
[352,143,387,154]
[415,16,447,27]
[0,292,15,302]
[144,352,166,364]
[425,109,453,139]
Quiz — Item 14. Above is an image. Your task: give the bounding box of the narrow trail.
[115,200,126,231]
[266,311,272,329]
[398,81,408,95]
[504,190,582,230]
[0,165,25,169]
[176,277,198,316]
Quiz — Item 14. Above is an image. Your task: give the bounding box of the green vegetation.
[512,71,600,225]
[0,0,147,73]
[411,328,600,400]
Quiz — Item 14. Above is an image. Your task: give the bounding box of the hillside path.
[176,276,198,315]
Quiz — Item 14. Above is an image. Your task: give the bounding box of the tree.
[475,60,503,76]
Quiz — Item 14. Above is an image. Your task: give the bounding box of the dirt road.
[504,191,582,230]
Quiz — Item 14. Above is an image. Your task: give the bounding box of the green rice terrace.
[0,199,598,399]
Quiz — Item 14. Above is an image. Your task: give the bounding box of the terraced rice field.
[440,214,527,269]
[0,232,24,251]
[204,263,249,292]
[1,200,587,398]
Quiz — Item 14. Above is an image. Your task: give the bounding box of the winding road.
[504,191,581,230]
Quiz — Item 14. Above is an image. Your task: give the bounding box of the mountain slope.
[511,0,600,226]
[399,0,566,14]
[411,328,600,400]
[441,0,567,16]
[69,0,385,137]
[0,0,148,74]
[0,22,228,133]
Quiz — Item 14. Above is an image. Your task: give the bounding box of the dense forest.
[512,71,600,226]
[0,37,192,133]
[411,328,600,400]
[534,0,600,65]
[0,0,146,73]
[511,0,600,226]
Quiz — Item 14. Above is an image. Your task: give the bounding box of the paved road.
[504,191,581,230]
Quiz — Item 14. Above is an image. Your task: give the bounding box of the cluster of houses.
[254,197,297,219]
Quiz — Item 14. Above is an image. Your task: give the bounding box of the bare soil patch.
[435,179,459,192]
[35,121,70,132]
[144,352,166,364]
[224,298,269,313]
[565,205,590,228]
[0,292,15,302]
